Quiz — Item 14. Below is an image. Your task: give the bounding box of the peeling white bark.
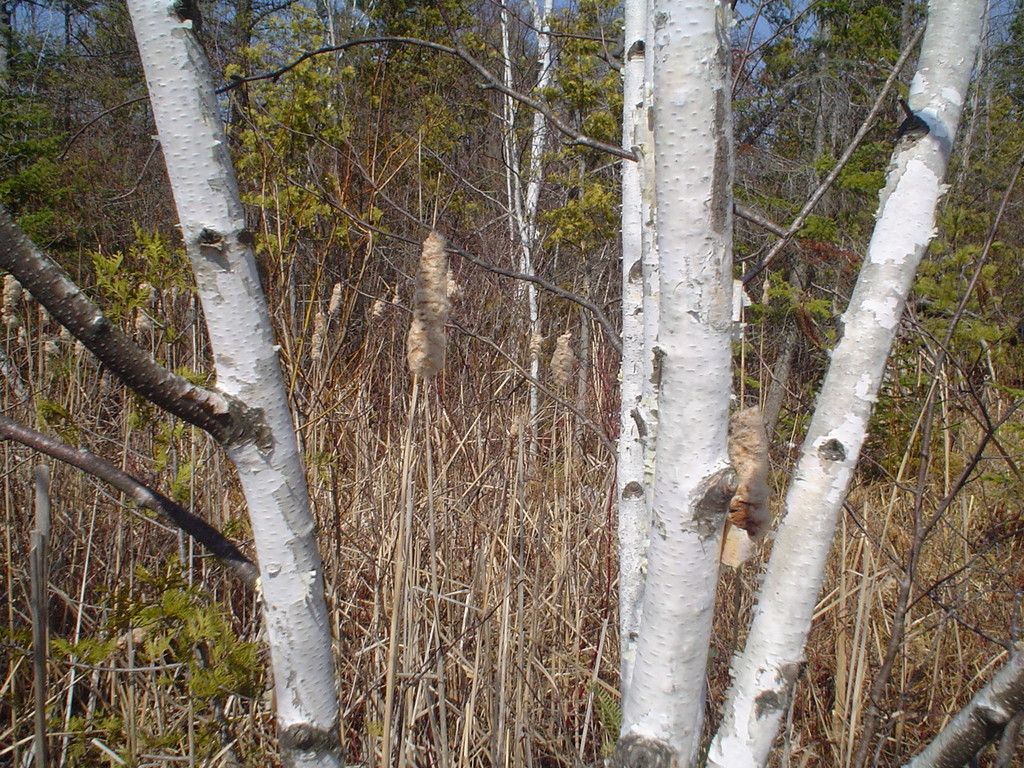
[126,3,340,766]
[616,0,651,695]
[615,0,733,761]
[708,2,984,766]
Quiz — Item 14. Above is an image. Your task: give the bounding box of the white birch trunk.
[126,3,340,766]
[523,0,548,434]
[616,0,653,695]
[613,0,733,763]
[708,2,984,766]
[501,0,550,438]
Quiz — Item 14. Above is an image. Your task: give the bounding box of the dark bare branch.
[904,645,1024,768]
[0,204,262,447]
[734,203,787,238]
[0,414,258,587]
[450,244,623,356]
[287,177,624,355]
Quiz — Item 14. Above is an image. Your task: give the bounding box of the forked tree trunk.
[125,3,341,766]
[610,0,734,764]
[708,1,984,766]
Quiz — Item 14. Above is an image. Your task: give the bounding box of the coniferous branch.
[0,205,264,447]
[0,414,258,587]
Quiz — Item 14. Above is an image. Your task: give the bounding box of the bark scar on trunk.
[279,722,341,764]
[692,467,735,537]
[604,733,674,768]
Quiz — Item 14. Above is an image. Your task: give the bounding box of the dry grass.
[2,252,1022,768]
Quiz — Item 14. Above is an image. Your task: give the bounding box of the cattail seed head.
[446,268,462,301]
[529,331,544,360]
[311,311,326,363]
[550,332,574,389]
[328,282,344,320]
[4,275,23,314]
[406,231,449,378]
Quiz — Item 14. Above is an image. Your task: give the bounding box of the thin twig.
[287,176,624,354]
[218,36,635,160]
[742,26,925,285]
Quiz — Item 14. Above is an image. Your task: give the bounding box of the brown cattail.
[328,282,344,320]
[529,331,544,360]
[3,275,23,317]
[311,311,326,363]
[406,231,449,378]
[550,332,574,389]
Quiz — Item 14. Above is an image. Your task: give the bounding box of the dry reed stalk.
[11,216,1014,768]
[406,232,449,379]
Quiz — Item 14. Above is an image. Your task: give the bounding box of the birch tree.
[616,0,657,695]
[124,2,341,765]
[612,0,988,766]
[500,0,551,441]
[610,0,734,763]
[708,0,985,765]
